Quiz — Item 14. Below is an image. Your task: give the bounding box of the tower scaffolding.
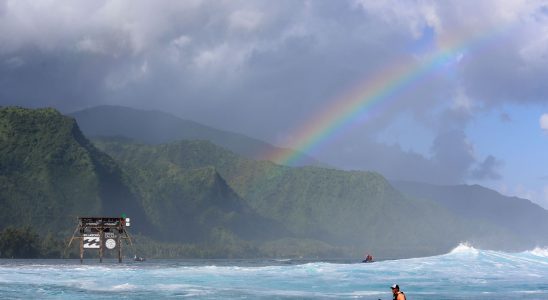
[66,217,133,263]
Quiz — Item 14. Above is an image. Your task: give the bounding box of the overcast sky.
[1,0,547,207]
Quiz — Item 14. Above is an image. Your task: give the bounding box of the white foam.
[153,284,212,297]
[527,247,548,257]
[155,283,200,291]
[111,283,137,291]
[449,242,479,255]
[70,281,138,292]
[155,283,185,290]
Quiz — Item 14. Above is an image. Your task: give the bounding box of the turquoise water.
[1,244,547,299]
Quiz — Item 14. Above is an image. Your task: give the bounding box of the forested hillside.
[1,107,545,259]
[0,107,291,258]
[0,107,147,236]
[94,138,511,257]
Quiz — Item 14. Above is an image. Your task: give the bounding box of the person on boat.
[363,254,373,263]
[391,284,406,300]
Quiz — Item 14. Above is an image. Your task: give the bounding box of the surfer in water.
[391,284,406,300]
[362,254,373,263]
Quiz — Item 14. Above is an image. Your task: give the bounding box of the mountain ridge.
[392,180,548,248]
[2,106,547,259]
[70,105,323,167]
[94,137,521,257]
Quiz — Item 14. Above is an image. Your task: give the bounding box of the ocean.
[0,244,547,299]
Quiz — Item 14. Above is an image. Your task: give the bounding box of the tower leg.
[99,230,104,263]
[118,235,122,263]
[80,238,84,264]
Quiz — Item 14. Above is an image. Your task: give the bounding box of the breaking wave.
[448,242,479,255]
[526,247,548,257]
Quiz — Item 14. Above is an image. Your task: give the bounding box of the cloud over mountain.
[0,0,547,193]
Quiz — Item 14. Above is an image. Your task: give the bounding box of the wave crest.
[449,242,479,255]
[527,247,548,257]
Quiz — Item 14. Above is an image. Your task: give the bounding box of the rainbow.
[264,25,514,166]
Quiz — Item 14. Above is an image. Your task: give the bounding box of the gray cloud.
[471,155,503,180]
[430,130,475,182]
[0,0,547,186]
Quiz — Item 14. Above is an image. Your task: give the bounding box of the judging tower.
[67,217,133,263]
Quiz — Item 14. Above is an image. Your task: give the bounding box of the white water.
[1,244,547,299]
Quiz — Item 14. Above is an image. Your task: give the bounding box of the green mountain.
[3,107,545,259]
[392,181,548,249]
[0,107,290,257]
[103,139,290,243]
[0,107,146,235]
[70,105,322,167]
[94,138,507,258]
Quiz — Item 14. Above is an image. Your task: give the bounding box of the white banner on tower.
[83,234,100,249]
